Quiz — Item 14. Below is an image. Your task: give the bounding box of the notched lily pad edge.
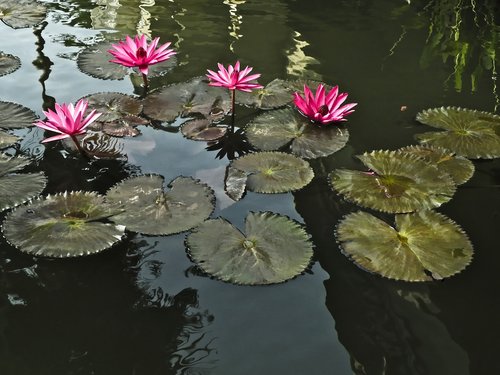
[107,173,217,236]
[333,210,474,282]
[229,151,316,195]
[184,210,316,286]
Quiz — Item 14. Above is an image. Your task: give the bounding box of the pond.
[0,0,499,374]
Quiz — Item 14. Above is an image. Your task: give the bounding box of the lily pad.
[227,152,314,195]
[82,92,146,137]
[0,51,21,76]
[0,101,37,130]
[107,175,215,235]
[2,191,126,257]
[143,77,231,123]
[415,107,500,159]
[336,210,473,281]
[181,119,228,141]
[329,150,456,213]
[186,211,313,285]
[0,153,47,211]
[0,0,47,29]
[0,130,19,149]
[245,108,349,159]
[236,79,296,109]
[77,41,177,80]
[398,145,475,185]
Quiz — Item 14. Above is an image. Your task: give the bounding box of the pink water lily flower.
[293,84,357,124]
[206,61,263,92]
[34,99,101,143]
[108,35,176,75]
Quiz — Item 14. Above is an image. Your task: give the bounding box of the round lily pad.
[329,150,456,213]
[0,101,37,130]
[0,0,47,29]
[107,175,215,235]
[415,107,500,159]
[143,77,231,123]
[186,211,313,285]
[0,153,47,211]
[245,108,349,159]
[0,130,19,149]
[398,145,475,185]
[77,41,177,80]
[181,119,227,141]
[82,92,146,137]
[0,51,21,76]
[227,152,314,194]
[2,191,126,257]
[336,210,473,281]
[236,79,296,109]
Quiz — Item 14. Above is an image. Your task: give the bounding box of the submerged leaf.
[181,119,227,141]
[0,101,37,129]
[0,130,19,149]
[107,175,215,235]
[0,0,47,29]
[415,107,500,159]
[0,51,21,76]
[224,166,248,201]
[143,77,231,123]
[329,150,456,213]
[2,191,125,257]
[246,108,349,158]
[228,152,314,194]
[398,145,474,185]
[336,210,473,281]
[186,211,313,285]
[77,41,177,80]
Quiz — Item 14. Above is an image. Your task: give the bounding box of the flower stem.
[70,135,89,159]
[230,89,236,129]
[142,73,149,96]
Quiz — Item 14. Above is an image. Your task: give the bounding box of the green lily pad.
[2,191,126,257]
[336,210,473,281]
[77,41,177,80]
[0,51,21,76]
[245,108,349,159]
[0,0,47,29]
[415,107,500,159]
[0,153,47,211]
[227,152,314,194]
[329,150,456,213]
[83,92,146,137]
[236,79,296,109]
[0,101,37,130]
[398,145,475,185]
[107,175,215,235]
[186,211,313,285]
[180,119,228,141]
[0,130,19,149]
[143,77,231,123]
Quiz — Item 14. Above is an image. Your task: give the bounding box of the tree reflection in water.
[293,174,470,375]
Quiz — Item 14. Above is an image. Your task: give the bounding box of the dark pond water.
[1,0,499,374]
